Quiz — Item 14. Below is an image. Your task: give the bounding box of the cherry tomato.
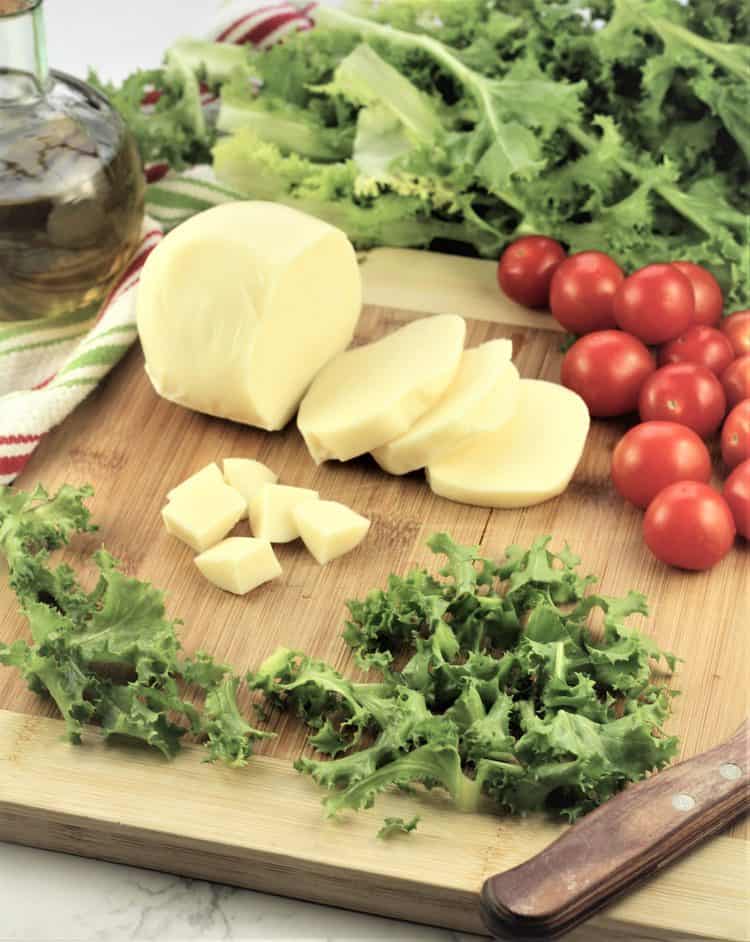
[721,400,750,469]
[613,264,694,345]
[721,310,750,357]
[549,251,624,334]
[671,261,723,326]
[643,482,736,571]
[611,421,711,509]
[561,330,655,417]
[724,459,750,539]
[497,236,566,309]
[720,355,750,409]
[638,363,726,438]
[659,325,734,376]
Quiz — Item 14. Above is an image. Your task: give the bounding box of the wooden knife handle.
[480,720,749,940]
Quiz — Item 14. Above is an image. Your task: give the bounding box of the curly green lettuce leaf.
[317,42,443,141]
[315,6,584,198]
[213,129,499,253]
[166,38,254,88]
[596,0,750,158]
[317,722,488,818]
[217,72,353,161]
[0,637,95,744]
[89,67,210,170]
[55,550,182,681]
[343,567,448,671]
[377,815,420,839]
[0,484,271,764]
[202,676,274,767]
[95,680,190,758]
[295,685,431,791]
[0,484,95,582]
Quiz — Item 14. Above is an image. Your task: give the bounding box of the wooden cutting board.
[0,249,747,941]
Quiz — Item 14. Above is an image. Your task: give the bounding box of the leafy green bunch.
[251,533,679,823]
[94,0,749,307]
[0,484,270,765]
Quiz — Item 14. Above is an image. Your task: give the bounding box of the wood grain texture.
[2,709,749,941]
[481,721,750,940]
[0,248,748,939]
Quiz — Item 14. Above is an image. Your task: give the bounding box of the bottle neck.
[0,0,49,106]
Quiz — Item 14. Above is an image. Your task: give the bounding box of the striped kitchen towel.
[0,2,312,486]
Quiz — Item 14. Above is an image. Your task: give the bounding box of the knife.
[480,720,749,940]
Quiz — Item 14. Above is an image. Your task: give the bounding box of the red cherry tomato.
[643,482,736,571]
[638,363,726,438]
[671,261,723,326]
[611,421,712,509]
[561,330,655,417]
[659,325,734,376]
[613,264,694,345]
[497,236,566,309]
[720,355,750,409]
[721,310,750,357]
[724,459,750,539]
[549,251,624,334]
[721,400,750,469]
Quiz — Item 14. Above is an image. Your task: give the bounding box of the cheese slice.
[427,380,589,508]
[297,314,466,463]
[372,340,517,475]
[293,500,371,565]
[195,537,282,595]
[167,463,224,502]
[137,201,362,431]
[161,481,246,552]
[223,458,278,516]
[248,483,319,543]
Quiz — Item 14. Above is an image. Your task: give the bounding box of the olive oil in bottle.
[0,0,145,322]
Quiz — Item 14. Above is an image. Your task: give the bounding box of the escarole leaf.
[217,73,353,161]
[319,43,443,143]
[0,484,273,764]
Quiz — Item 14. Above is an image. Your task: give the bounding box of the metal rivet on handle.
[719,763,742,781]
[672,794,696,812]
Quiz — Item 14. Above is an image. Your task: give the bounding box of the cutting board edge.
[1,709,747,942]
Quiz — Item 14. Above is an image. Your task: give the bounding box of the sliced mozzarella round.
[427,379,590,508]
[297,314,466,463]
[372,339,517,475]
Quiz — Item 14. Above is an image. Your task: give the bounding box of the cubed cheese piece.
[248,483,319,543]
[222,458,278,515]
[297,314,466,463]
[293,500,371,565]
[194,537,282,595]
[162,482,246,552]
[372,340,517,475]
[166,463,224,502]
[137,201,362,431]
[426,380,589,508]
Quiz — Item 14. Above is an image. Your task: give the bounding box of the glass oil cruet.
[0,0,144,322]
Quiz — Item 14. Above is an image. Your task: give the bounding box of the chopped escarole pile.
[0,484,678,828]
[252,533,679,822]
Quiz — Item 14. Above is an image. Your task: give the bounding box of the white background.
[46,0,218,82]
[1,2,482,940]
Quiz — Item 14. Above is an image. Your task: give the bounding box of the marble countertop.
[1,2,486,939]
[0,841,482,941]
